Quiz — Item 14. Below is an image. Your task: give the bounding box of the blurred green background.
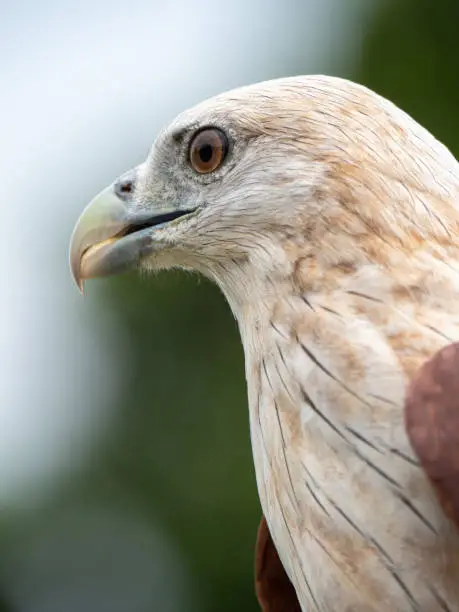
[1,0,458,610]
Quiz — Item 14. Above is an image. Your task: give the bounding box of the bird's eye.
[189,128,228,174]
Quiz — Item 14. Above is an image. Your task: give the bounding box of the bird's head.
[70,76,459,309]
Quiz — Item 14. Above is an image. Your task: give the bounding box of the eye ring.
[189,128,229,174]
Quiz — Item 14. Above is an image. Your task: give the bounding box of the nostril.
[114,171,136,201]
[120,181,133,193]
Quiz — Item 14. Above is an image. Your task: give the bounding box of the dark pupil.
[199,144,213,163]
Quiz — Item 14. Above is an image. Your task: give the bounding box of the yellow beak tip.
[70,255,85,294]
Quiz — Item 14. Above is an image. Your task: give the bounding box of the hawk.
[70,76,459,611]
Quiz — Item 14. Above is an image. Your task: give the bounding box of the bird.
[70,75,459,611]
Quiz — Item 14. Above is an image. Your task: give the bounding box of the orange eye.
[189,128,228,174]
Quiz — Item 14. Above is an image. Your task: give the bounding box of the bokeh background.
[1,1,458,610]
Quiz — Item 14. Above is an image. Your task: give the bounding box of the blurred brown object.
[406,342,459,529]
[255,516,301,612]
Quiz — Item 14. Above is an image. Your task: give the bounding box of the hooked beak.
[69,170,195,292]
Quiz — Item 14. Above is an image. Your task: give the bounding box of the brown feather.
[255,516,301,612]
[406,342,459,528]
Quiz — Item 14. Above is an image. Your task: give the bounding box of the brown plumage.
[70,75,459,610]
[256,516,302,612]
[406,342,459,530]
